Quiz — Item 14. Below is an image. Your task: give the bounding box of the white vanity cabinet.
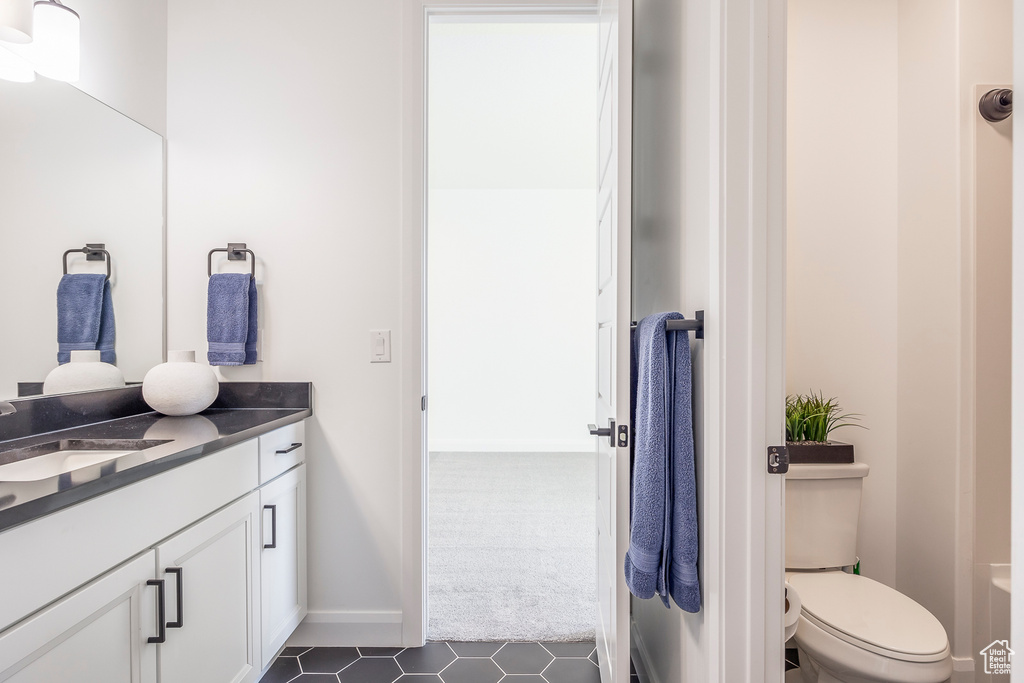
[0,552,158,682]
[259,464,307,669]
[156,493,263,683]
[0,420,308,683]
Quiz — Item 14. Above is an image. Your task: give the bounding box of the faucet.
[0,401,16,417]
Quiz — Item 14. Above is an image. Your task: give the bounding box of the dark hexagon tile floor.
[259,640,612,683]
[493,643,554,675]
[396,642,458,674]
[338,657,404,683]
[543,659,601,683]
[440,657,505,683]
[299,648,361,674]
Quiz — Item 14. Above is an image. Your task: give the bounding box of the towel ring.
[63,244,111,280]
[208,243,255,278]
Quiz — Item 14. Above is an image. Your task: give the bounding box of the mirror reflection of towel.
[207,273,257,366]
[56,273,115,365]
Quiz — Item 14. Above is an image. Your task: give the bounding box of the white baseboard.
[428,439,594,453]
[950,656,975,683]
[630,618,658,683]
[287,610,404,647]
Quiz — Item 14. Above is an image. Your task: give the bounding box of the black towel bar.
[630,310,704,339]
[208,243,255,277]
[62,244,110,280]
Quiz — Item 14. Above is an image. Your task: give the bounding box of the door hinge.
[421,395,427,412]
[767,445,789,474]
[617,424,629,448]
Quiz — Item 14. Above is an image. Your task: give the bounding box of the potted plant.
[785,391,863,464]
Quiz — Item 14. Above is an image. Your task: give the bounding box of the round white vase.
[142,350,220,416]
[43,350,126,395]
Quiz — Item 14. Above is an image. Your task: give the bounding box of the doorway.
[423,15,600,643]
[785,2,1013,680]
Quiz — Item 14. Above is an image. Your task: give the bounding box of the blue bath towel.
[207,273,257,366]
[624,312,700,612]
[56,273,116,365]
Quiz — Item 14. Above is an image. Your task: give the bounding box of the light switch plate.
[370,330,391,363]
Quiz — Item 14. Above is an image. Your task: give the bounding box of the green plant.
[785,391,864,443]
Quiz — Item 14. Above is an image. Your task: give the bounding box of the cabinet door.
[259,464,307,668]
[156,493,261,683]
[0,551,157,683]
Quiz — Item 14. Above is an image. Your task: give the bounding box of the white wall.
[166,0,407,644]
[894,0,962,652]
[787,0,900,588]
[630,0,713,679]
[74,0,167,135]
[426,21,596,454]
[957,4,1012,676]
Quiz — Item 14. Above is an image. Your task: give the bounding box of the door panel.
[594,0,632,681]
[0,551,157,683]
[260,465,307,669]
[157,493,261,683]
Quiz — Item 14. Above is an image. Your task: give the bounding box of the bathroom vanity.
[0,383,311,683]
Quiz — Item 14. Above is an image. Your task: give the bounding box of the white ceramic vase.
[142,350,219,416]
[43,350,126,395]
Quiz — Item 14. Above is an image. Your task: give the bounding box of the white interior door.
[593,0,632,681]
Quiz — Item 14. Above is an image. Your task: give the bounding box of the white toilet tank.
[785,462,870,569]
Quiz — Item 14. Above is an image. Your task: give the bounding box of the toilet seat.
[787,571,949,663]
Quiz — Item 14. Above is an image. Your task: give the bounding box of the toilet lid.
[788,572,948,659]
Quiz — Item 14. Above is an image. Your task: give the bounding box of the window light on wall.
[0,0,79,83]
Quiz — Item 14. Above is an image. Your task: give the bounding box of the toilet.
[785,463,953,683]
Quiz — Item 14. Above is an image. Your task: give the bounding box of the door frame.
[400,0,788,678]
[702,0,787,679]
[1012,1,1024,677]
[400,0,603,646]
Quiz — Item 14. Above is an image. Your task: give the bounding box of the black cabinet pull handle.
[147,579,166,644]
[264,504,277,549]
[165,567,183,629]
[276,442,302,455]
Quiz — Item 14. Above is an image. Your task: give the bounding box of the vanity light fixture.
[0,0,33,44]
[0,0,78,83]
[27,0,78,81]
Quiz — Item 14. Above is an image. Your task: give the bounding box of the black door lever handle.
[588,420,616,447]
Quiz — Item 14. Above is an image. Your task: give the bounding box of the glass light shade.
[0,0,33,43]
[29,0,78,82]
[0,42,33,82]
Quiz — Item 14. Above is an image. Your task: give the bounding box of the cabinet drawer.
[259,422,305,484]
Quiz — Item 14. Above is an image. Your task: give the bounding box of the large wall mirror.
[0,78,164,400]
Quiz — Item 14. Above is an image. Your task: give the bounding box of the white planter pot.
[43,350,126,395]
[142,350,220,416]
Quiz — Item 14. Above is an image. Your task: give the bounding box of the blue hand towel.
[207,273,257,366]
[624,312,700,612]
[56,273,116,365]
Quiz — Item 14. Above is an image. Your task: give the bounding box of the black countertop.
[0,383,312,533]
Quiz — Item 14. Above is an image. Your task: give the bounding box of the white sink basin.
[0,439,170,482]
[0,449,134,481]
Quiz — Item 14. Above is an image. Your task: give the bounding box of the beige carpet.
[427,452,597,642]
